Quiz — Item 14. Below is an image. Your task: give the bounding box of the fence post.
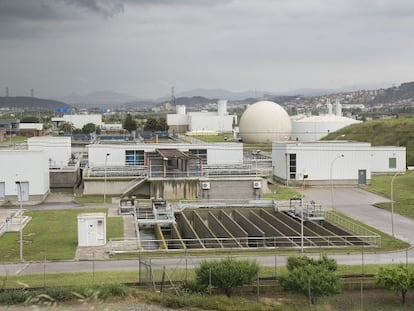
[256,270,260,303]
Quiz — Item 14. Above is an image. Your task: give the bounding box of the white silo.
[176,105,186,115]
[217,100,228,115]
[334,99,342,116]
[327,99,333,115]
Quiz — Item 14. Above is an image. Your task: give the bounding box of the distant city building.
[51,114,102,130]
[167,100,237,134]
[27,136,72,168]
[18,123,44,137]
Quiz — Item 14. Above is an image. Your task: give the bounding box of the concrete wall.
[50,169,81,188]
[370,146,406,173]
[150,179,199,200]
[199,178,263,200]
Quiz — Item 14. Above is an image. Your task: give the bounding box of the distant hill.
[322,118,414,165]
[55,91,143,108]
[0,96,71,111]
[371,82,414,104]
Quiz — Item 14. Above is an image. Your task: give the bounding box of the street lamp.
[300,173,308,253]
[15,181,23,262]
[330,154,344,210]
[103,153,110,204]
[252,149,261,177]
[390,171,400,237]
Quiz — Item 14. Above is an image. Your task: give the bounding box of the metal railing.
[108,234,380,253]
[324,211,381,247]
[176,199,278,211]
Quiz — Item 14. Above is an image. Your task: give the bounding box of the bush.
[280,255,341,304]
[195,257,260,297]
[0,289,29,305]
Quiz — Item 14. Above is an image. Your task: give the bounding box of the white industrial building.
[52,114,103,129]
[291,99,361,142]
[87,142,243,167]
[272,141,406,186]
[27,136,72,168]
[0,150,50,203]
[167,100,237,134]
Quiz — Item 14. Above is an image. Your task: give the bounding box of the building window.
[289,153,296,179]
[188,149,207,164]
[125,150,144,166]
[389,157,397,169]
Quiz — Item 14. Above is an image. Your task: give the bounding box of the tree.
[58,122,73,134]
[144,117,159,131]
[195,258,259,297]
[279,256,341,304]
[377,264,414,305]
[123,114,137,133]
[81,123,96,134]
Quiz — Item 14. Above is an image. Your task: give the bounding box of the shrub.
[195,257,259,297]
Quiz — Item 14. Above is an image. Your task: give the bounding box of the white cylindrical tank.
[239,100,292,143]
[291,115,361,142]
[327,99,333,115]
[176,105,186,115]
[335,99,342,116]
[217,100,227,115]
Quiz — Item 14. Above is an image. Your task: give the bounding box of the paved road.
[1,187,413,276]
[301,187,414,244]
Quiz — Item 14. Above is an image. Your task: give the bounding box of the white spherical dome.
[239,100,292,143]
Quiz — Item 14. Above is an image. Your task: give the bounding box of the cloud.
[61,0,124,18]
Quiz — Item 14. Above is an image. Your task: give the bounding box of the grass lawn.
[0,209,123,262]
[0,135,27,145]
[367,170,414,219]
[192,133,235,142]
[74,195,115,204]
[263,186,300,200]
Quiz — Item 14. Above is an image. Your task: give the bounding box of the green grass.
[0,135,26,145]
[263,186,300,200]
[366,171,414,219]
[323,117,414,165]
[0,209,123,262]
[192,133,235,142]
[74,195,115,204]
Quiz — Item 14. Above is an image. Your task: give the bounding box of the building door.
[358,170,367,185]
[87,220,97,244]
[17,182,29,201]
[0,182,4,201]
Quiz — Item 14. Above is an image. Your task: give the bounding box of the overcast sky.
[1,0,414,99]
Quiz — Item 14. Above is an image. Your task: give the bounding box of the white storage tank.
[176,105,186,115]
[77,213,106,246]
[217,100,228,115]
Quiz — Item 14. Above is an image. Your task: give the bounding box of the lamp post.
[390,171,400,237]
[330,154,344,210]
[16,181,23,262]
[103,153,110,204]
[252,149,261,177]
[300,173,308,253]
